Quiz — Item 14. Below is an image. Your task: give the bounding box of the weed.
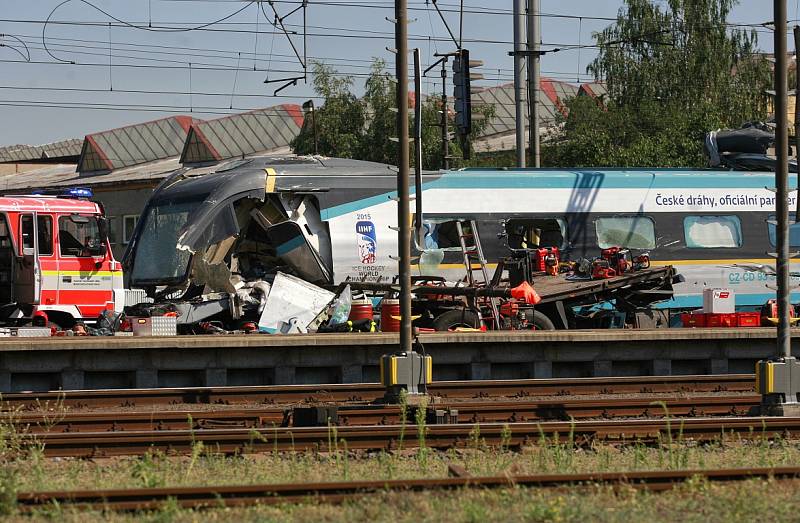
[132,451,165,489]
[0,465,17,516]
[30,392,68,435]
[398,389,408,451]
[341,439,350,481]
[597,445,613,472]
[186,439,205,478]
[375,451,394,480]
[462,498,490,523]
[415,396,429,472]
[632,441,648,470]
[26,446,48,490]
[524,494,566,522]
[468,423,483,450]
[149,496,181,523]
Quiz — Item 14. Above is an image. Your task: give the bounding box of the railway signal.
[452,49,483,137]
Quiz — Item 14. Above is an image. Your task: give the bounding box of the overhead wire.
[0,33,31,61]
[8,30,598,71]
[0,1,778,136]
[42,0,260,63]
[159,0,795,30]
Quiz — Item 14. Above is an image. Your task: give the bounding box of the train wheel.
[432,309,481,331]
[524,309,556,330]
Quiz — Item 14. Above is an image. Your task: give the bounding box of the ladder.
[455,220,502,330]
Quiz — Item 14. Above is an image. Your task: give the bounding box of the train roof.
[254,160,790,190]
[145,157,797,222]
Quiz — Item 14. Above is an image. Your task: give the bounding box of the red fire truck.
[0,189,124,327]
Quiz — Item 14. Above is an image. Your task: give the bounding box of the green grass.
[1,409,800,520]
[0,437,798,492]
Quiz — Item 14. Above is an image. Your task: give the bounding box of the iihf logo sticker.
[356,220,377,264]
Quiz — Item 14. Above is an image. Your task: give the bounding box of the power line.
[0,98,313,116]
[4,17,518,45]
[8,33,601,81]
[0,84,326,99]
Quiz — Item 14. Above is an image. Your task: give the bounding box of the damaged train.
[119,155,793,331]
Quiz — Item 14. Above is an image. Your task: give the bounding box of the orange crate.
[736,312,761,327]
[681,313,707,328]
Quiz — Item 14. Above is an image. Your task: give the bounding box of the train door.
[14,213,42,305]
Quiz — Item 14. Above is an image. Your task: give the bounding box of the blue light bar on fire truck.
[62,187,93,198]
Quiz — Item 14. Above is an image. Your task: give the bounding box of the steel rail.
[0,374,754,410]
[26,416,800,458]
[7,395,760,434]
[15,467,800,511]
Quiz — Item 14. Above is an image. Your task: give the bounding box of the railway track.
[16,467,800,511]
[8,394,760,433]
[25,416,800,458]
[1,374,754,410]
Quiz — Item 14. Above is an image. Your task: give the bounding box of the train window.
[683,216,741,248]
[767,214,800,247]
[595,216,656,249]
[416,218,470,251]
[505,218,566,249]
[123,215,139,244]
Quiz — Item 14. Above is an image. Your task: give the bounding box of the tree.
[290,62,365,158]
[291,59,494,169]
[544,0,772,168]
[358,59,398,165]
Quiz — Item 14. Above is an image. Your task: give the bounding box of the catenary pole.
[794,25,800,219]
[441,59,450,170]
[414,48,423,246]
[526,0,541,167]
[775,0,791,358]
[513,0,526,167]
[395,0,412,355]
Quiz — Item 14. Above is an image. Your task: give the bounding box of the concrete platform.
[0,328,790,391]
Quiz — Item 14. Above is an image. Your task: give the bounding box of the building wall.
[0,163,51,175]
[92,185,157,260]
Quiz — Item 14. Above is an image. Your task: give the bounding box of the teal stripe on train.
[320,169,797,219]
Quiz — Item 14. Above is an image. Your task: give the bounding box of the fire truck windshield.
[130,198,204,284]
[58,215,101,256]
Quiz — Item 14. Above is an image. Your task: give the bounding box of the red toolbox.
[735,312,761,327]
[705,313,737,328]
[681,313,707,328]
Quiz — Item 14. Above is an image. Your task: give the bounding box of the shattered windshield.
[130,198,205,283]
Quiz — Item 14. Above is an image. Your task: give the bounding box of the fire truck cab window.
[0,217,9,249]
[21,216,33,252]
[37,217,53,255]
[58,215,102,257]
[20,215,51,255]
